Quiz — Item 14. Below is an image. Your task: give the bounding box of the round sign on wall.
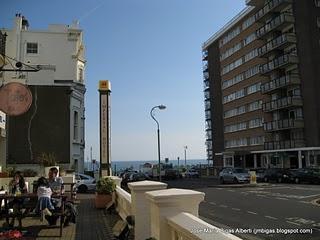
[0,82,33,116]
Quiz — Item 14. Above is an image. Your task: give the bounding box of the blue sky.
[1,0,246,162]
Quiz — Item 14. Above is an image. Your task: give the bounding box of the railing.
[168,212,242,240]
[262,95,302,112]
[115,186,132,220]
[259,54,298,75]
[264,139,306,150]
[254,0,292,22]
[264,118,304,132]
[261,74,300,94]
[112,177,242,240]
[258,33,296,57]
[256,13,294,39]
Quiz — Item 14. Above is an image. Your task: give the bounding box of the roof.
[202,6,255,50]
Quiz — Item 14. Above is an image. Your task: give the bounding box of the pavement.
[0,193,120,240]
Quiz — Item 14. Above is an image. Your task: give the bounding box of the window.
[315,0,320,7]
[222,57,243,75]
[250,136,264,146]
[243,33,256,46]
[78,68,84,82]
[219,26,241,47]
[244,49,258,62]
[248,100,262,112]
[247,82,261,95]
[73,111,79,140]
[225,122,247,133]
[26,42,38,54]
[223,89,245,104]
[224,105,246,118]
[220,42,242,61]
[249,118,263,128]
[242,15,255,30]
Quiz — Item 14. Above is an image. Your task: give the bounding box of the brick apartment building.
[203,0,320,169]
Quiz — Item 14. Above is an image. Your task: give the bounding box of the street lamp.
[150,105,166,181]
[184,145,188,167]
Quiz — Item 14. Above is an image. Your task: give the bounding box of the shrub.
[96,177,116,194]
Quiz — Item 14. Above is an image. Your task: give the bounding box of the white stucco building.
[0,14,86,172]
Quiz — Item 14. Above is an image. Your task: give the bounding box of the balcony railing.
[202,62,208,72]
[203,79,209,90]
[256,13,295,39]
[262,95,303,112]
[254,0,293,22]
[246,0,265,7]
[202,50,208,61]
[264,118,304,132]
[260,54,298,75]
[261,74,300,94]
[264,139,306,150]
[258,33,296,57]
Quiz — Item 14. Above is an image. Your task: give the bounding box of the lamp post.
[150,105,166,181]
[184,145,188,167]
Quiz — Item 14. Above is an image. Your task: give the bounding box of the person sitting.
[45,167,64,225]
[35,177,54,221]
[8,171,28,227]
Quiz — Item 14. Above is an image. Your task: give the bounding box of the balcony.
[203,79,209,90]
[202,62,208,72]
[258,33,296,57]
[256,13,295,39]
[260,54,298,75]
[254,0,293,22]
[261,74,300,94]
[263,95,303,112]
[246,0,265,7]
[202,50,208,61]
[264,139,305,150]
[264,118,304,132]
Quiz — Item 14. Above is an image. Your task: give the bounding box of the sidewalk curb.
[207,183,270,188]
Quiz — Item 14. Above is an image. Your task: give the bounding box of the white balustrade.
[168,212,242,240]
[128,180,167,240]
[115,186,132,220]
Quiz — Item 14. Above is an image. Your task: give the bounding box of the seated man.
[45,167,64,225]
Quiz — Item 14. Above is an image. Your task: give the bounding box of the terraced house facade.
[203,0,320,170]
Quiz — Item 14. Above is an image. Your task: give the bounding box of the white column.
[128,181,167,240]
[223,156,226,167]
[298,150,302,168]
[254,154,257,169]
[146,188,205,240]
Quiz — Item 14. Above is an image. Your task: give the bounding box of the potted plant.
[95,177,116,208]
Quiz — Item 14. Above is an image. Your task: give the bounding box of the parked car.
[263,168,291,183]
[164,169,182,180]
[219,168,250,184]
[289,168,320,184]
[121,172,150,188]
[75,173,96,193]
[184,169,199,178]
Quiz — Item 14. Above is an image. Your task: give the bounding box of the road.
[165,178,320,240]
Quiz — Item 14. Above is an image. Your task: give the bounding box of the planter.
[95,192,113,209]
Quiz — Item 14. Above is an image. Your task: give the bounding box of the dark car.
[263,168,291,183]
[289,168,320,184]
[164,169,182,180]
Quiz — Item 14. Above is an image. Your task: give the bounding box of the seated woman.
[8,171,28,227]
[35,177,54,221]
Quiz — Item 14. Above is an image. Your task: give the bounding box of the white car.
[185,169,199,178]
[75,173,96,193]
